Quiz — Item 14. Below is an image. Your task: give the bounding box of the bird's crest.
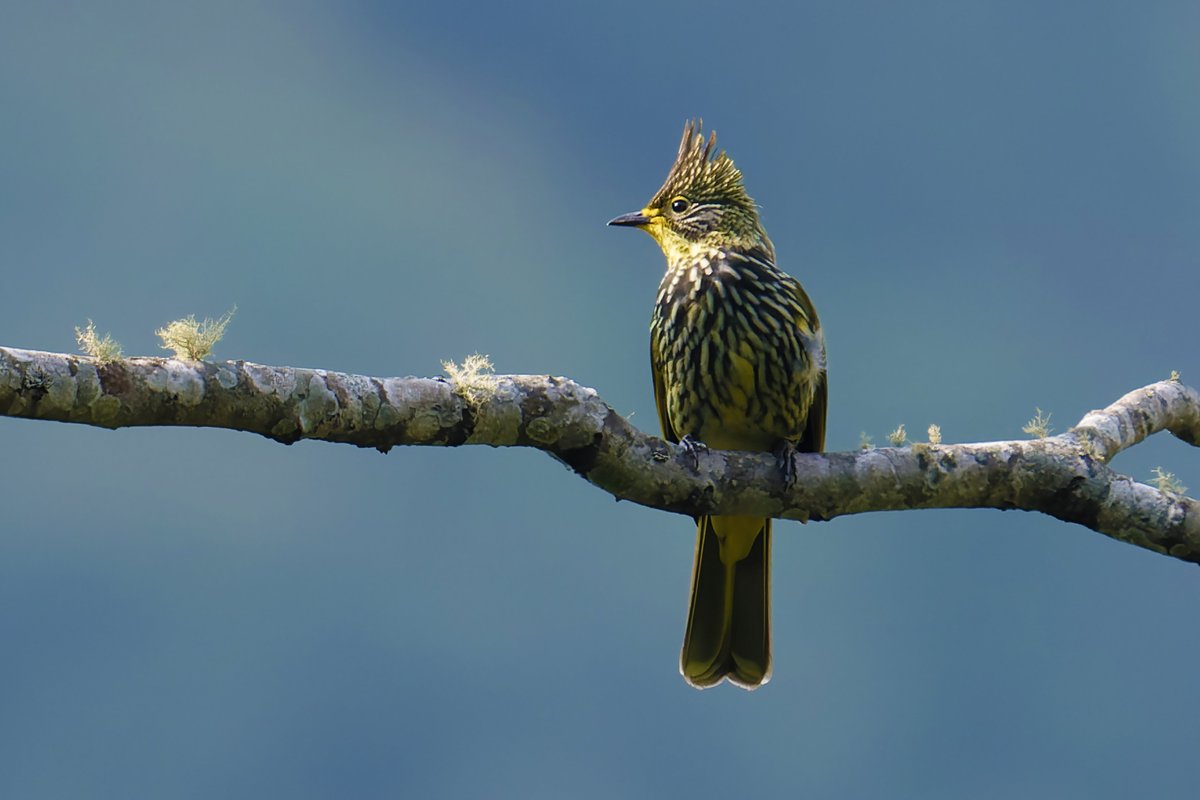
[650,120,749,208]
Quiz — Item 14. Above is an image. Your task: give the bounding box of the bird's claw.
[680,434,709,472]
[775,439,799,490]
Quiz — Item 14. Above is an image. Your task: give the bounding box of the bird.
[609,121,827,690]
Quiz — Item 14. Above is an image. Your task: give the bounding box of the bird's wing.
[650,335,679,444]
[802,370,827,453]
[784,275,827,454]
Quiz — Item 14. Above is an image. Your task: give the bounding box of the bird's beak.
[608,210,653,228]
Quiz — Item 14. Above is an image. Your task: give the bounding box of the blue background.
[2,2,1199,797]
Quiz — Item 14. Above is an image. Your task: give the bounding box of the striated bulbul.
[610,121,827,689]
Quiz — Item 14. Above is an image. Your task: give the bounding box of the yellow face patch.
[637,206,668,244]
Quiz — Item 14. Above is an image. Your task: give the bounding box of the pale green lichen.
[887,424,907,446]
[296,373,337,433]
[1077,432,1104,462]
[144,361,206,406]
[156,307,235,361]
[1169,370,1181,382]
[1150,467,1187,497]
[1023,408,1053,439]
[927,424,942,445]
[858,431,874,450]
[442,353,497,406]
[75,320,122,363]
[525,417,557,444]
[91,394,122,424]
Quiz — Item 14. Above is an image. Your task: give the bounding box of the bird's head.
[609,120,772,263]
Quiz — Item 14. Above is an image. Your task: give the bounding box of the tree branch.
[2,346,1197,564]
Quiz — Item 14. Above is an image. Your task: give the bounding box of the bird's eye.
[670,198,690,214]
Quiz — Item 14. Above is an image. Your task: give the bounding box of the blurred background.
[2,2,1199,797]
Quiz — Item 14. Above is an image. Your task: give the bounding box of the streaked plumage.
[610,121,827,689]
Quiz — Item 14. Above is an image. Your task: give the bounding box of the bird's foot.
[774,439,799,490]
[679,434,709,472]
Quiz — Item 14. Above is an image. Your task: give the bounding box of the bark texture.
[2,346,1197,564]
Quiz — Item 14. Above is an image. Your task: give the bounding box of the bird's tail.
[680,515,771,689]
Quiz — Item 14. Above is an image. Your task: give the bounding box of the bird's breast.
[652,252,822,450]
